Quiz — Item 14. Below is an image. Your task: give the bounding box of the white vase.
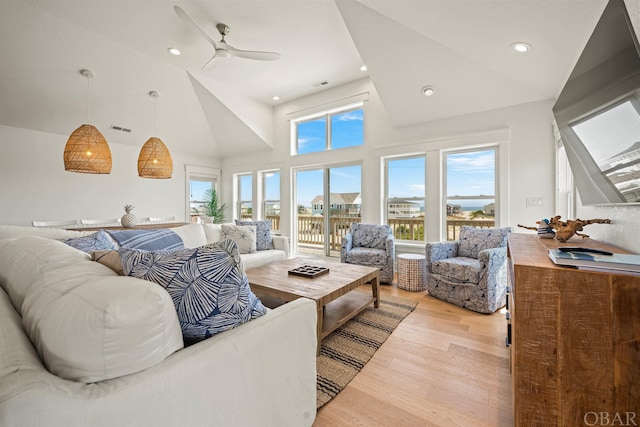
[121,213,137,228]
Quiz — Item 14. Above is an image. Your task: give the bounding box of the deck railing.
[240,215,495,249]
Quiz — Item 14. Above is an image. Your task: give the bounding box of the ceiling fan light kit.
[174,5,281,70]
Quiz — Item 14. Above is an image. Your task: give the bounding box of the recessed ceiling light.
[421,86,435,96]
[511,42,532,53]
[272,96,280,101]
[360,65,367,71]
[168,47,181,56]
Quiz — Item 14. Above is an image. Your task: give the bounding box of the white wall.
[221,78,557,246]
[0,125,220,225]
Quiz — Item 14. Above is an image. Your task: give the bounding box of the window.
[293,105,364,155]
[185,165,220,223]
[444,148,497,240]
[294,163,362,257]
[260,170,280,231]
[236,173,253,220]
[385,156,425,241]
[189,178,215,221]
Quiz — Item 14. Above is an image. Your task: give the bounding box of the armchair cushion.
[457,226,510,258]
[343,247,388,266]
[430,257,481,284]
[351,223,392,249]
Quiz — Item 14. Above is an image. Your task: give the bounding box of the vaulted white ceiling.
[0,0,608,158]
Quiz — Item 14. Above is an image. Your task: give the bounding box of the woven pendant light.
[64,124,112,174]
[63,69,112,174]
[138,137,173,178]
[138,91,173,179]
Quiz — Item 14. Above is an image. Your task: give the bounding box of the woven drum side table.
[397,254,427,291]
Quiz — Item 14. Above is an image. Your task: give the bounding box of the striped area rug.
[316,294,418,409]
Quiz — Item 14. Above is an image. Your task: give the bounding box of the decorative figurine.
[518,215,611,242]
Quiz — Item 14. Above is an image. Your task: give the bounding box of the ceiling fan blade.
[201,54,220,71]
[173,6,217,48]
[226,44,281,61]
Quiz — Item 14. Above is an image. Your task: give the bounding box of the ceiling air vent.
[312,80,329,87]
[110,125,132,133]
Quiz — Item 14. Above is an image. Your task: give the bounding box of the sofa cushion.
[63,230,117,253]
[119,240,267,341]
[0,236,90,313]
[221,224,257,254]
[351,223,391,249]
[170,223,207,248]
[108,229,184,252]
[0,225,89,241]
[11,238,184,383]
[457,226,510,258]
[235,220,273,251]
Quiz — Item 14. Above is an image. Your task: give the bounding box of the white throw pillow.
[167,223,207,248]
[202,223,223,243]
[221,224,257,254]
[6,237,183,383]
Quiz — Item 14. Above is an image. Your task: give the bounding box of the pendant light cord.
[87,76,91,124]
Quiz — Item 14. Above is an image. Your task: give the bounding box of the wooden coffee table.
[246,258,380,355]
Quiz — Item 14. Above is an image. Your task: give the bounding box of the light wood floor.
[313,282,513,427]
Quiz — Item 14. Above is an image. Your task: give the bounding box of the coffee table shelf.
[321,291,374,338]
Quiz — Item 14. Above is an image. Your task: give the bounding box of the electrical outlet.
[526,197,543,208]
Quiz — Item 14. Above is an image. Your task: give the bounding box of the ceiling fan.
[174,5,281,70]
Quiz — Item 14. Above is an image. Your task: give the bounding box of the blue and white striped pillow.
[118,240,266,341]
[108,229,184,252]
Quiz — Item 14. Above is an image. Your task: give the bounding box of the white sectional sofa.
[0,225,316,427]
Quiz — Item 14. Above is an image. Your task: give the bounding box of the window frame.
[291,102,364,155]
[259,169,281,231]
[442,146,499,239]
[235,173,253,221]
[383,154,426,243]
[185,165,220,223]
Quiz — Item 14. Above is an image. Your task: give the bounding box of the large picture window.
[444,148,497,240]
[293,105,364,155]
[384,156,425,241]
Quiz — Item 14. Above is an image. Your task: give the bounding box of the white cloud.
[336,111,363,122]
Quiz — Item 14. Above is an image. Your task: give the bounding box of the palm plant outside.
[205,188,226,224]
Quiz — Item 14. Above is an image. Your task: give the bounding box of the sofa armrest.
[271,235,290,258]
[1,298,318,427]
[426,240,459,266]
[340,233,353,262]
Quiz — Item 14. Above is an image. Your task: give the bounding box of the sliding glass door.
[294,164,361,257]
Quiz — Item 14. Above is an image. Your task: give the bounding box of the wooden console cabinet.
[507,233,639,426]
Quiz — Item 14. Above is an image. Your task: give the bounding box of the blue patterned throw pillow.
[118,240,266,340]
[108,229,184,252]
[63,230,117,253]
[235,220,273,251]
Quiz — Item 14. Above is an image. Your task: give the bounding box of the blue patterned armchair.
[340,223,395,283]
[425,226,511,313]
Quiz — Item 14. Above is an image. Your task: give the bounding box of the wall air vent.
[312,80,329,87]
[110,125,132,133]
